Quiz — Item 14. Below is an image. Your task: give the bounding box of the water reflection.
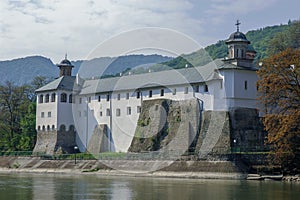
[0,173,299,200]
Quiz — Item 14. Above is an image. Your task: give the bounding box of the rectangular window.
[116,108,121,117]
[79,98,82,104]
[47,112,51,118]
[204,85,209,92]
[126,93,129,99]
[100,111,103,117]
[127,107,131,115]
[137,106,141,113]
[172,88,176,95]
[88,96,91,103]
[41,112,44,118]
[106,108,110,116]
[160,89,164,96]
[136,91,140,99]
[117,94,121,100]
[184,87,189,94]
[149,90,152,98]
[244,81,248,90]
[194,85,199,93]
[98,95,101,102]
[106,94,110,101]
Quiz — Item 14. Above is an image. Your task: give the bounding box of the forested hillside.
[205,22,291,60]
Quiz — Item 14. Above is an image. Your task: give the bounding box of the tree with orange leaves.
[257,48,300,173]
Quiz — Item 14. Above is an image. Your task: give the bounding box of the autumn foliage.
[257,48,300,172]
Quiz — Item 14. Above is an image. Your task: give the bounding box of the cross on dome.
[235,20,241,32]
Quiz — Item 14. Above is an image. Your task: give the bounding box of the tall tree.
[0,82,31,151]
[257,48,300,172]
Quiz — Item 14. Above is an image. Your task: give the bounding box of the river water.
[0,173,299,200]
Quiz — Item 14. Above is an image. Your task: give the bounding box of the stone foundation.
[33,130,76,155]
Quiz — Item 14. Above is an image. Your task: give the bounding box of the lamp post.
[233,139,237,162]
[74,146,78,164]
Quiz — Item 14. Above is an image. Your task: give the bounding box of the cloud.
[0,0,204,62]
[206,0,278,24]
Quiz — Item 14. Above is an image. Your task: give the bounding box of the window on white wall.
[117,94,121,100]
[100,111,103,117]
[137,106,141,113]
[106,108,110,116]
[39,95,43,103]
[41,112,44,118]
[51,93,56,102]
[98,95,101,102]
[244,81,248,90]
[184,87,189,94]
[69,94,74,103]
[160,89,164,96]
[60,93,67,102]
[126,93,129,99]
[116,108,121,116]
[88,96,91,103]
[127,107,131,115]
[194,85,199,93]
[48,112,51,118]
[172,88,176,95]
[52,125,55,130]
[204,85,209,92]
[106,94,110,101]
[136,91,140,99]
[45,94,49,103]
[149,90,152,98]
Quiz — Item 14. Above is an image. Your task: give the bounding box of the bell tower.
[225,20,250,60]
[57,54,74,77]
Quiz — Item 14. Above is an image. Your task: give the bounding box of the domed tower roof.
[225,20,250,44]
[57,54,74,77]
[226,31,250,44]
[59,58,72,66]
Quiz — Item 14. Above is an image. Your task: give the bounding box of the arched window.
[69,94,73,103]
[45,94,49,103]
[37,126,41,131]
[39,95,44,103]
[59,124,66,131]
[60,93,67,103]
[52,125,55,130]
[47,125,50,131]
[51,93,56,102]
[69,125,75,131]
[42,125,45,131]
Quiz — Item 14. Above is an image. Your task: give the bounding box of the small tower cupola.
[57,54,74,77]
[225,20,250,60]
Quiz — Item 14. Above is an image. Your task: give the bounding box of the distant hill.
[72,54,172,79]
[0,56,58,85]
[0,54,172,85]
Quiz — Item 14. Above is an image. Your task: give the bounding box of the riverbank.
[0,156,246,180]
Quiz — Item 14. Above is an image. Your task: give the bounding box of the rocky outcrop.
[33,130,76,155]
[87,124,110,154]
[128,98,266,162]
[128,99,200,154]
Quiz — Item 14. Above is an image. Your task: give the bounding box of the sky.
[0,0,299,63]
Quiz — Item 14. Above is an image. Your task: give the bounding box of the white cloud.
[0,0,204,62]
